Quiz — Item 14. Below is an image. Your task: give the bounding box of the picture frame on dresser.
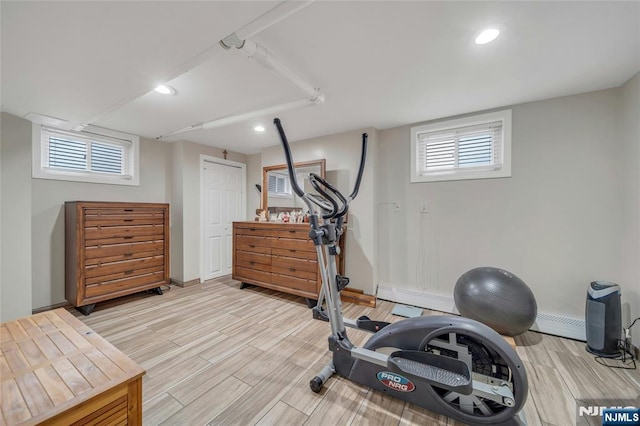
[65,201,170,315]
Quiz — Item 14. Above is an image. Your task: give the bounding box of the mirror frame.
[262,159,326,213]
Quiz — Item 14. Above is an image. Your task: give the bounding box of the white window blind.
[410,110,511,183]
[417,121,502,175]
[41,127,131,177]
[268,174,291,195]
[33,123,139,186]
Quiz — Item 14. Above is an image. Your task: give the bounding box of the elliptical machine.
[273,118,528,426]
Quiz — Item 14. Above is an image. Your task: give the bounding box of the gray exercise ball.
[454,267,537,337]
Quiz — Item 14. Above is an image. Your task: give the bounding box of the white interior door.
[203,160,244,281]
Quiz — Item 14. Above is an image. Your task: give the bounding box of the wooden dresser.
[0,308,144,425]
[65,201,170,315]
[232,222,344,306]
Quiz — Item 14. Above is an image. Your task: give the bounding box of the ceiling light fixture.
[254,125,265,132]
[475,28,500,45]
[154,84,176,95]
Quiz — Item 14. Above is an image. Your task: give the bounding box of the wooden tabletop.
[1,308,145,425]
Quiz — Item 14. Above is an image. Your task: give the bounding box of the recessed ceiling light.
[254,125,265,132]
[154,84,176,95]
[475,28,500,45]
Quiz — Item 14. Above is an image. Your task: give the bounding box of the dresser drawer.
[235,235,272,252]
[235,225,280,238]
[84,225,164,241]
[85,241,164,259]
[271,238,315,252]
[270,264,316,280]
[85,256,165,279]
[86,264,165,286]
[86,234,163,246]
[271,255,317,273]
[85,271,165,298]
[84,216,165,227]
[236,251,271,266]
[236,259,272,272]
[84,207,164,218]
[234,266,271,285]
[85,248,164,266]
[235,225,309,239]
[271,247,317,260]
[271,273,316,294]
[274,227,310,240]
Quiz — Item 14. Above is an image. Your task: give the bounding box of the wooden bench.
[1,308,145,425]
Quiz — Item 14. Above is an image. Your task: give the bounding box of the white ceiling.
[2,1,639,154]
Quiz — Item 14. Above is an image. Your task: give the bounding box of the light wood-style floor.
[71,276,639,426]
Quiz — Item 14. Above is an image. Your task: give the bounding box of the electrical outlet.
[394,202,401,212]
[420,201,429,213]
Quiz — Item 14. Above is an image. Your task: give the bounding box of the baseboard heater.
[377,285,586,341]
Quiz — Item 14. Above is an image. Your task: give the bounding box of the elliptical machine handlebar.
[308,174,340,219]
[309,173,347,219]
[350,133,367,201]
[273,117,367,220]
[274,118,306,199]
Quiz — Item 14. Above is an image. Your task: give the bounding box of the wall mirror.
[262,159,326,215]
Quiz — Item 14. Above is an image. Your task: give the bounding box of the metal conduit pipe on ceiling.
[158,2,323,139]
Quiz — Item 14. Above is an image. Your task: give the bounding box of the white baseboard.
[377,285,459,315]
[377,285,586,341]
[530,313,586,341]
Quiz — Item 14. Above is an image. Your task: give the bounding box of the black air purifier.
[585,281,621,358]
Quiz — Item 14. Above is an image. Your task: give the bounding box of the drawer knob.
[123,253,133,257]
[124,236,133,240]
[249,261,256,265]
[289,268,296,272]
[249,244,255,248]
[124,219,133,222]
[124,270,134,274]
[288,230,296,233]
[124,209,133,212]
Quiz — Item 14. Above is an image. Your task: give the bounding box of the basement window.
[32,124,140,186]
[268,173,292,198]
[410,110,512,183]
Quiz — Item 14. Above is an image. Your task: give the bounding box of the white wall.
[377,89,623,321]
[260,127,378,295]
[170,141,184,282]
[246,153,262,219]
[621,72,640,347]
[0,112,248,310]
[0,114,2,318]
[1,113,32,321]
[31,132,172,309]
[171,140,246,284]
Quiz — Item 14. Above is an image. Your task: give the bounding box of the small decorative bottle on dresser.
[65,201,170,315]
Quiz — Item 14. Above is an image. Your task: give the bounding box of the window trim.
[410,110,512,183]
[32,123,140,186]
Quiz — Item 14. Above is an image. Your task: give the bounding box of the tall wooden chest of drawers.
[232,221,345,305]
[65,201,170,315]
